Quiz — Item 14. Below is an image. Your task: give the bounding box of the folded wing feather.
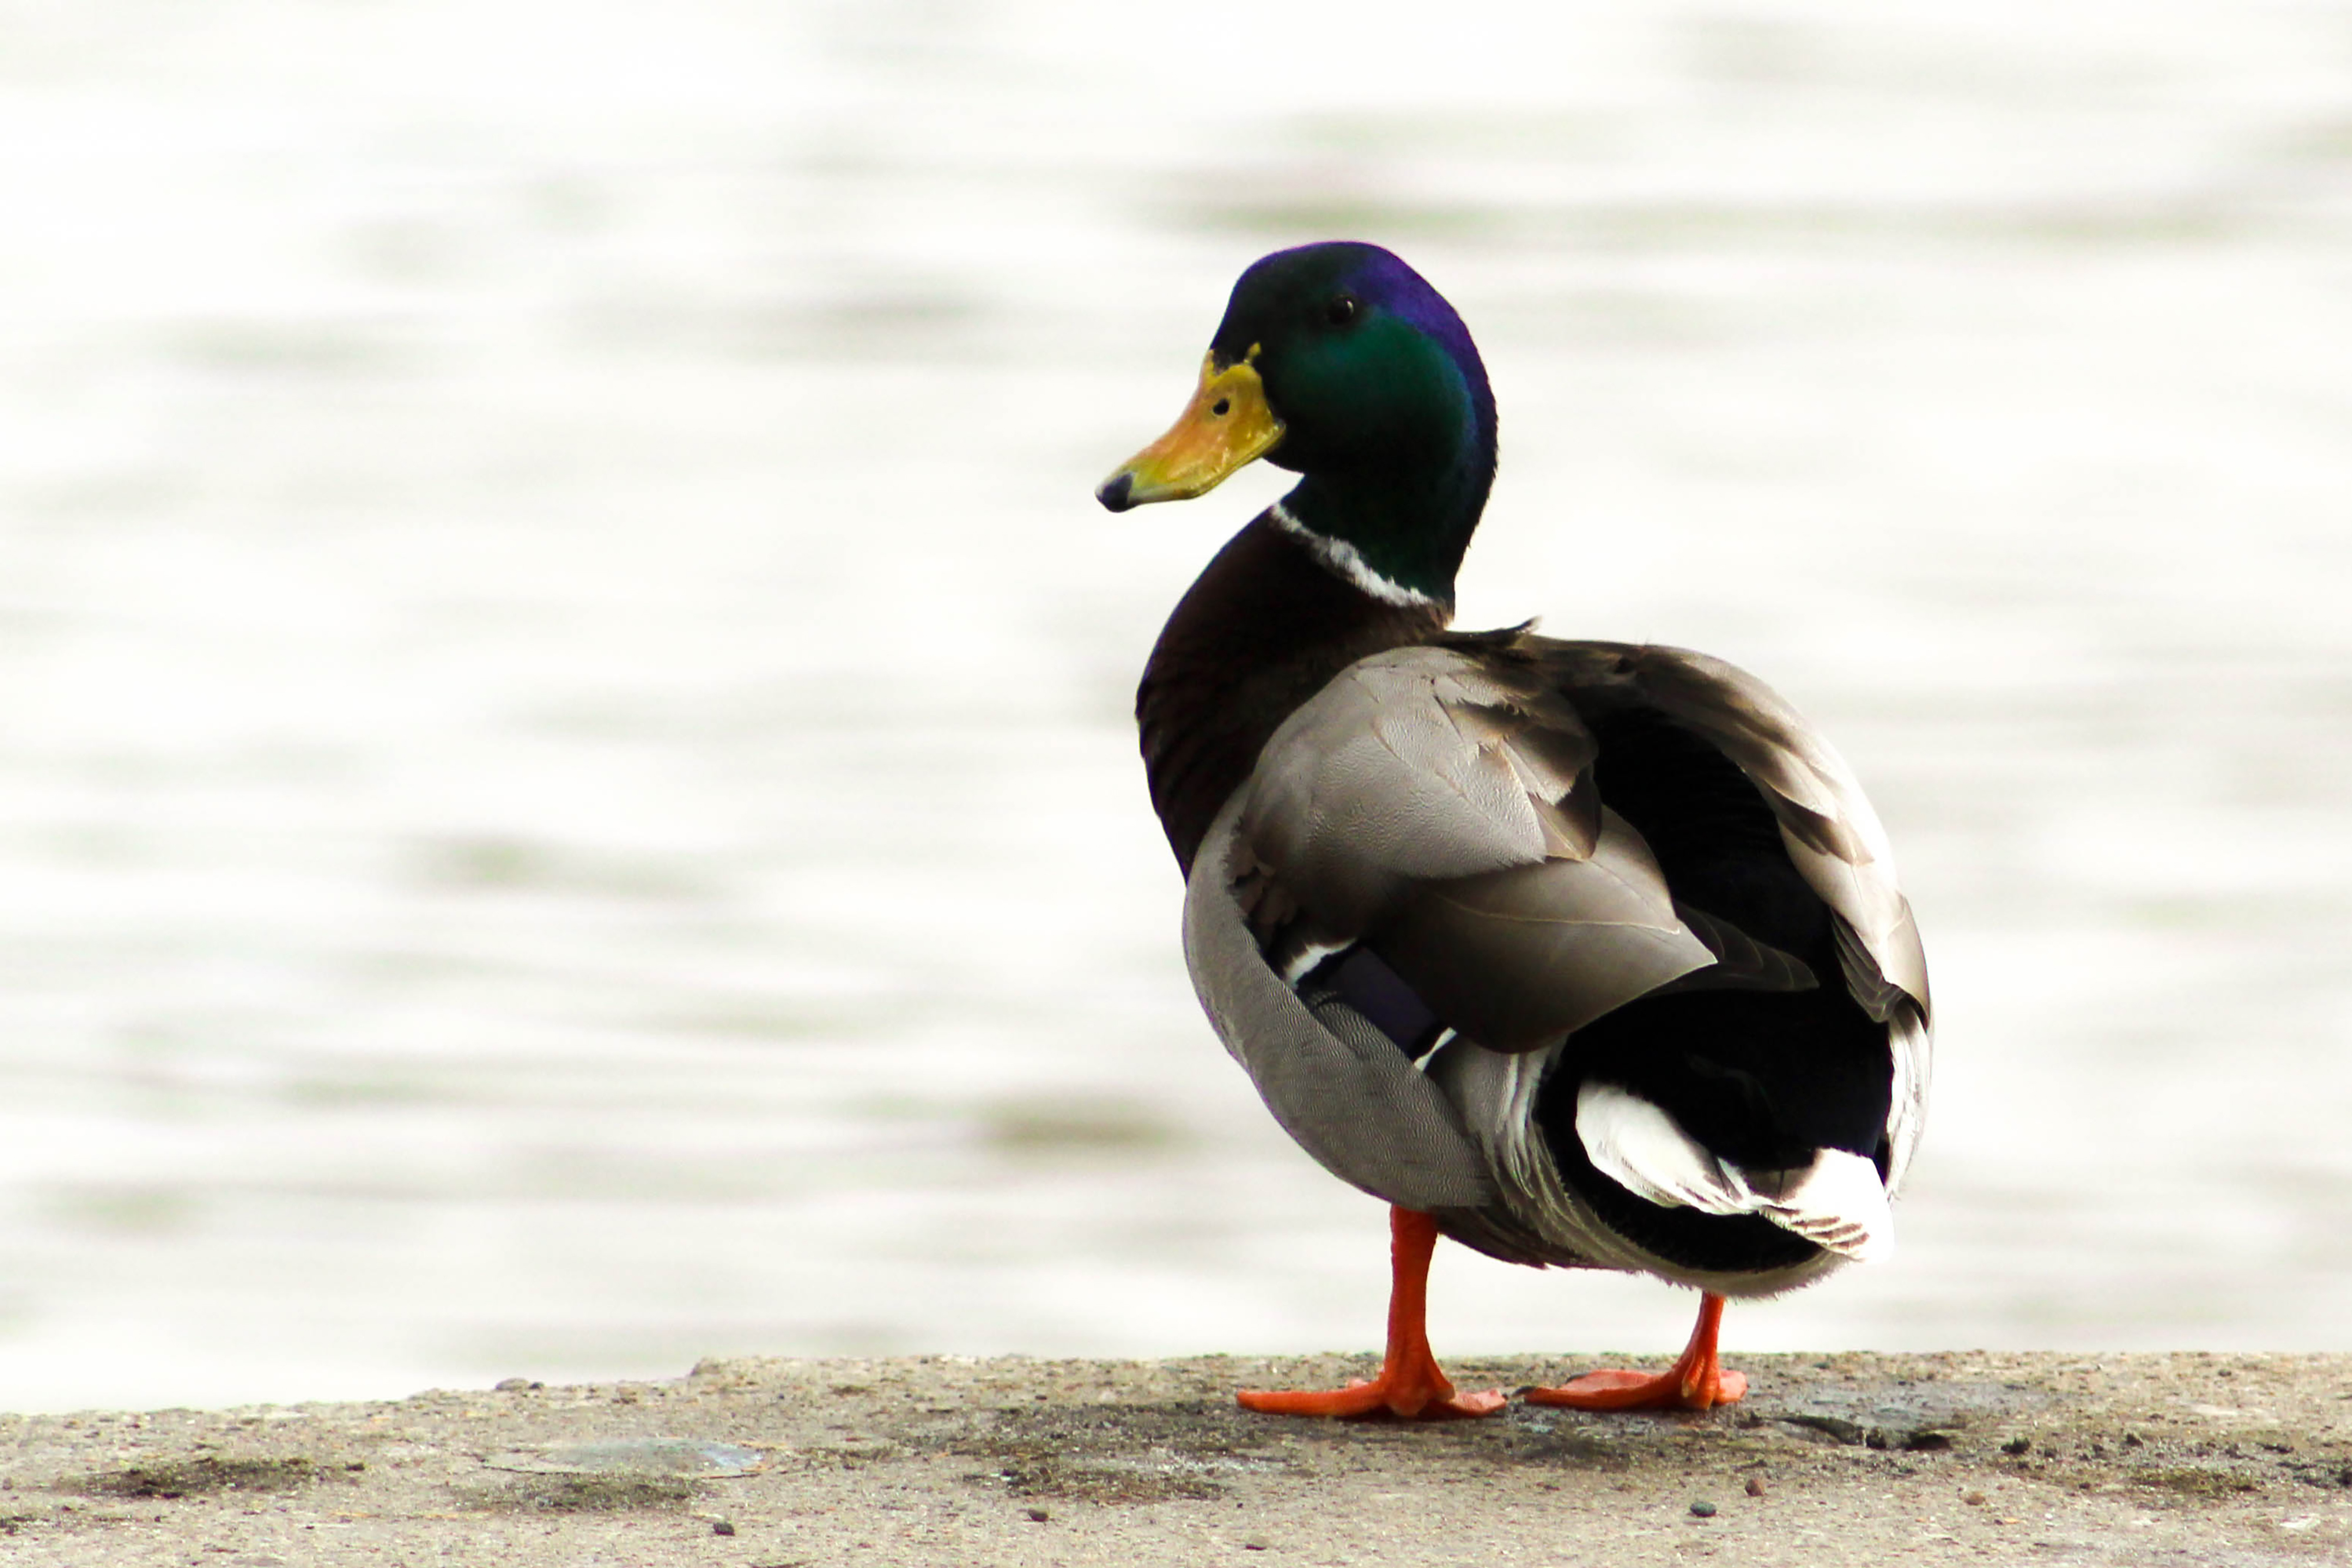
[1234,648,1713,1052]
[1545,642,1932,1024]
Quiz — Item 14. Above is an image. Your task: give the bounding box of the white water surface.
[2,2,2349,1412]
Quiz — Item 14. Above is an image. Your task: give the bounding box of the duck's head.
[1097,242,1497,605]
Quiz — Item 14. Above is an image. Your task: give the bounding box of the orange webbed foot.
[1525,1290,1746,1412]
[1236,1207,1505,1422]
[1239,1363,1506,1422]
[1524,1364,1747,1412]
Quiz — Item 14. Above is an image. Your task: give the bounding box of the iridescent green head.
[1098,242,1498,606]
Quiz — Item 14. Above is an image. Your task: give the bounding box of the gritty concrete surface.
[2,1352,2347,1566]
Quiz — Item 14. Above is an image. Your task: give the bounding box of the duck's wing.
[1527,639,1932,1192]
[1180,644,1718,1242]
[1531,641,1929,1016]
[1228,648,1726,1052]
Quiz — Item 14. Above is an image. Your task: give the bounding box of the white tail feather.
[1752,1149,1894,1262]
[1575,1081,1753,1214]
[1575,1081,1894,1262]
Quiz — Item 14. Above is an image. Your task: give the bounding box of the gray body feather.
[1180,637,1933,1295]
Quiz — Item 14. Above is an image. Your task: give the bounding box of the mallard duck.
[1096,242,1931,1418]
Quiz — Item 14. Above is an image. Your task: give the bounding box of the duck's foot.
[1525,1290,1747,1412]
[1238,1360,1507,1420]
[1237,1208,1505,1422]
[1524,1364,1748,1412]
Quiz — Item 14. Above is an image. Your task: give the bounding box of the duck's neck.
[1138,516,1451,875]
[1270,453,1488,608]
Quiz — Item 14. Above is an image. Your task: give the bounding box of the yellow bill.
[1096,350,1285,512]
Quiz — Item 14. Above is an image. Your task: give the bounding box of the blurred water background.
[2,1,2349,1413]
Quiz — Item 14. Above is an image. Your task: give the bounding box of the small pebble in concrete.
[1023,1507,1050,1523]
[1743,1478,1766,1498]
[1963,1492,1987,1507]
[713,1520,736,1536]
[1690,1501,1717,1518]
[2002,1437,2032,1456]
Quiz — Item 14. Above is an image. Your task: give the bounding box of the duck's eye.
[1325,294,1359,327]
[1211,397,1231,416]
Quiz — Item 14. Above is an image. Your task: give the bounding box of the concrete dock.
[2,1352,2346,1565]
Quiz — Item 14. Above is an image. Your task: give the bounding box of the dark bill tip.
[1095,472,1135,513]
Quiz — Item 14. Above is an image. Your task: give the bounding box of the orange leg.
[1237,1207,1506,1421]
[1525,1290,1748,1411]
